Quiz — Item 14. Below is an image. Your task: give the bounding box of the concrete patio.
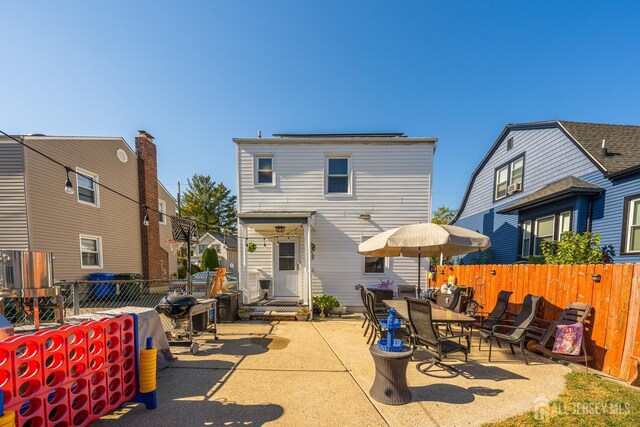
[96,317,571,427]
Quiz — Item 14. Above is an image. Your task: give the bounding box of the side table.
[369,344,414,405]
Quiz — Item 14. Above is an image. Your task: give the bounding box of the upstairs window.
[326,156,350,194]
[199,244,208,254]
[255,156,274,185]
[624,195,640,254]
[494,155,524,201]
[158,200,166,224]
[76,168,99,207]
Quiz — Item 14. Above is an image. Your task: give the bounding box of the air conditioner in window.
[507,182,522,194]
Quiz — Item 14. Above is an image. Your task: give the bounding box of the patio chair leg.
[496,340,502,349]
[520,339,528,365]
[509,343,515,355]
[364,321,370,337]
[488,338,493,362]
[478,335,482,351]
[367,328,374,345]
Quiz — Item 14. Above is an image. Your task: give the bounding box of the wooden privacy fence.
[444,263,640,384]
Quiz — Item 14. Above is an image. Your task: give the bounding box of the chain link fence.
[2,279,185,327]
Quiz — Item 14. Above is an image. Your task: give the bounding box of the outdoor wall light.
[358,213,371,220]
[275,226,285,233]
[64,166,75,195]
[490,269,496,275]
[591,274,601,283]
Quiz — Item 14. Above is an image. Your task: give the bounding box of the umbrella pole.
[417,248,421,298]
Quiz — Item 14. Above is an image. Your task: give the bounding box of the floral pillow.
[552,323,583,356]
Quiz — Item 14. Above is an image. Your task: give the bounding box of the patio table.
[382,299,476,325]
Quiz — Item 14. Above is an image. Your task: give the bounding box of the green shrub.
[201,247,219,272]
[178,267,187,279]
[541,231,607,264]
[312,294,340,317]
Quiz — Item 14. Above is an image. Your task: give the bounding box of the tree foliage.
[540,231,608,265]
[180,175,237,235]
[201,246,220,271]
[432,205,457,225]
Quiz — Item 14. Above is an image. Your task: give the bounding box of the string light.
[142,205,150,227]
[64,167,74,195]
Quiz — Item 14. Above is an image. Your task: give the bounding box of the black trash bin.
[115,273,144,300]
[217,293,239,323]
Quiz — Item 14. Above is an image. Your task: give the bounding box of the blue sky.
[2,1,639,212]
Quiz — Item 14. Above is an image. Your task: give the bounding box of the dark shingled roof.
[209,232,238,249]
[498,176,603,214]
[559,121,640,177]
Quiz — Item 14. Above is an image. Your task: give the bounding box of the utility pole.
[177,181,181,216]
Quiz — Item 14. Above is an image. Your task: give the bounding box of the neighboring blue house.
[451,121,640,264]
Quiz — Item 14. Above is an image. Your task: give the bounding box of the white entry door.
[275,240,299,298]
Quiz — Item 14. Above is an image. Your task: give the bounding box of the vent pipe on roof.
[258,130,262,138]
[601,139,608,157]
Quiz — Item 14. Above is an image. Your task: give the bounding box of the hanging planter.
[246,241,257,253]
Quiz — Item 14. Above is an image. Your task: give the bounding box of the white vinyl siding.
[237,140,434,306]
[0,141,29,250]
[626,198,640,253]
[80,235,102,269]
[255,156,274,186]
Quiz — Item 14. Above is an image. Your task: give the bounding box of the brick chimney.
[136,130,168,279]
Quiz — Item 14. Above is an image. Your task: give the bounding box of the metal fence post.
[72,281,80,315]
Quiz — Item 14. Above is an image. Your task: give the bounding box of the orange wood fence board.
[449,263,640,383]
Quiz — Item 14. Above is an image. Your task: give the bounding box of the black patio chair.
[364,290,408,345]
[476,290,513,348]
[479,294,542,364]
[406,298,469,374]
[358,285,387,338]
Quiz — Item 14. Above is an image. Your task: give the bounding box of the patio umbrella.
[357,223,491,296]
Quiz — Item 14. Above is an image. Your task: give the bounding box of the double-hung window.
[255,156,274,185]
[521,210,572,256]
[624,195,640,253]
[158,200,166,224]
[326,156,350,194]
[199,244,208,254]
[362,236,386,274]
[494,155,524,201]
[76,168,99,206]
[80,235,102,268]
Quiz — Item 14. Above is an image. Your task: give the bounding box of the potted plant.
[295,306,310,321]
[238,308,253,320]
[312,294,340,318]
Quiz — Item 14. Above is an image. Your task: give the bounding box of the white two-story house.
[234,133,437,311]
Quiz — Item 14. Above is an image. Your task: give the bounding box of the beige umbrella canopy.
[358,223,491,295]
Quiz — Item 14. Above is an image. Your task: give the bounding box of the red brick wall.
[136,131,169,279]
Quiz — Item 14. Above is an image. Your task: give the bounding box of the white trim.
[75,167,100,207]
[254,155,276,187]
[324,155,352,196]
[158,199,167,224]
[521,220,532,257]
[79,234,103,269]
[626,197,640,253]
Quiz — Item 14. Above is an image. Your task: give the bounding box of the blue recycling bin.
[89,272,116,299]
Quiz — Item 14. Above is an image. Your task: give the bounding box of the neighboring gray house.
[452,121,640,264]
[0,131,178,280]
[192,232,238,274]
[234,133,437,309]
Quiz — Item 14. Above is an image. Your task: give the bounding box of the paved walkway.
[96,318,570,426]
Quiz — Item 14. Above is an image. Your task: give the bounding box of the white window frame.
[521,220,532,257]
[198,244,208,254]
[325,155,352,196]
[158,199,167,224]
[625,197,640,254]
[79,234,103,269]
[277,241,297,271]
[361,236,387,274]
[76,167,100,207]
[494,155,524,201]
[533,215,555,255]
[254,155,275,187]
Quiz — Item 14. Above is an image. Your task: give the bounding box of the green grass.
[487,371,640,427]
